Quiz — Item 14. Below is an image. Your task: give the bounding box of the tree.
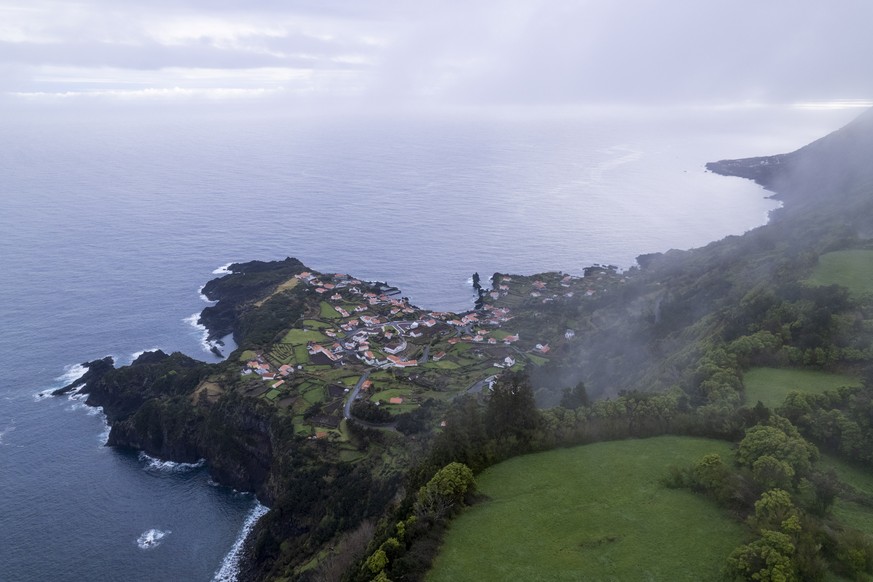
[693,453,732,501]
[725,530,797,582]
[560,381,590,409]
[750,489,800,534]
[486,371,540,442]
[414,462,476,520]
[736,419,818,481]
[363,549,388,575]
[752,456,796,491]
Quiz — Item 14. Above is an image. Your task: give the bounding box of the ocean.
[0,105,858,581]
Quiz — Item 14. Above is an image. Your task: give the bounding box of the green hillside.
[428,437,743,581]
[744,367,860,408]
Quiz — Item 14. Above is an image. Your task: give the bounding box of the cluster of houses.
[243,269,583,405]
[242,354,296,390]
[292,271,531,370]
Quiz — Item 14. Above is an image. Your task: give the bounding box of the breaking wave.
[212,502,269,582]
[184,312,213,353]
[199,285,217,303]
[138,451,206,472]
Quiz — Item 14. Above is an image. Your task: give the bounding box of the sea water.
[0,105,857,581]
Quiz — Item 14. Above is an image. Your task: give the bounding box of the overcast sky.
[2,0,871,112]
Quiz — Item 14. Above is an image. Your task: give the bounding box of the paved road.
[465,375,496,396]
[343,370,371,420]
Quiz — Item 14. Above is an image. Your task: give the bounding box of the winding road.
[343,370,371,420]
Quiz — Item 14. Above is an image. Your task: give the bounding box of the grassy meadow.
[819,454,873,536]
[743,367,859,408]
[427,436,744,582]
[806,250,873,295]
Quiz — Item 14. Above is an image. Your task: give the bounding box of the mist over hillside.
[525,108,873,406]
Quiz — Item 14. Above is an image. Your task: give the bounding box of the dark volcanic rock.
[51,357,115,396]
[82,351,208,423]
[198,257,307,342]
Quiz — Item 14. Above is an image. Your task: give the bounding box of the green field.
[319,301,341,319]
[807,250,873,295]
[423,360,461,370]
[743,367,859,408]
[301,384,326,405]
[293,344,310,364]
[820,454,873,494]
[428,436,744,582]
[819,454,873,535]
[525,353,549,366]
[370,388,412,403]
[282,329,328,345]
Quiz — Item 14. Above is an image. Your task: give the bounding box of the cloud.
[1,0,871,109]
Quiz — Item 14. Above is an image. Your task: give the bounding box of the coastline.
[32,110,872,582]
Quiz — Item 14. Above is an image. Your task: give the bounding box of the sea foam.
[97,409,110,445]
[184,313,229,359]
[138,451,206,472]
[0,421,15,446]
[34,357,116,399]
[212,502,269,582]
[57,362,88,385]
[137,528,170,550]
[184,312,213,353]
[198,285,217,303]
[212,263,233,275]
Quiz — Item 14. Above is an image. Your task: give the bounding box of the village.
[232,265,628,441]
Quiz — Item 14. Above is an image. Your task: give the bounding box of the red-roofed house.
[386,355,417,368]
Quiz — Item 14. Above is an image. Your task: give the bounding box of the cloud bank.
[1,0,871,111]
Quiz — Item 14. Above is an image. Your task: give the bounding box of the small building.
[384,339,407,355]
